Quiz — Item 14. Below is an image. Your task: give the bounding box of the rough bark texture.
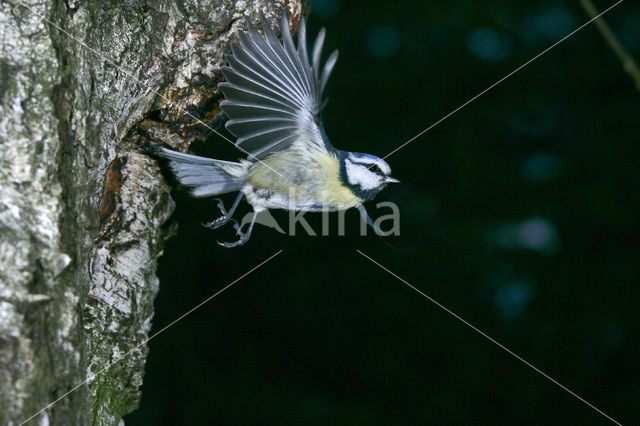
[0,0,302,424]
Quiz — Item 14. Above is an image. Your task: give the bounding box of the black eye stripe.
[352,160,378,168]
[368,164,384,175]
[348,159,386,176]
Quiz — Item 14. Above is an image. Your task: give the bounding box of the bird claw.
[203,216,229,229]
[214,198,227,215]
[216,219,251,247]
[203,198,231,229]
[205,196,255,248]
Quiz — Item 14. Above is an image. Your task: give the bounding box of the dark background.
[126,0,639,424]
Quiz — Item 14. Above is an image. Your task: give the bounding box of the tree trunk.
[0,0,302,424]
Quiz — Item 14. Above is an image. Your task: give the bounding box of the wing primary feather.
[222,71,297,112]
[239,124,299,140]
[217,14,338,158]
[223,59,301,107]
[312,28,326,81]
[227,45,297,101]
[235,32,307,105]
[219,82,297,112]
[320,50,339,95]
[296,17,314,98]
[228,116,291,124]
[246,22,307,102]
[226,119,294,136]
[257,16,309,100]
[220,101,300,119]
[278,13,314,100]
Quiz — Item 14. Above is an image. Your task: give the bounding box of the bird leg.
[203,192,244,229]
[217,211,259,248]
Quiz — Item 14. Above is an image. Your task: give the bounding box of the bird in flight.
[161,13,399,247]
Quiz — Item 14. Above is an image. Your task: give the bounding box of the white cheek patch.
[345,161,381,190]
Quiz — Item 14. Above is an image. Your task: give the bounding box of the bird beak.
[385,176,400,183]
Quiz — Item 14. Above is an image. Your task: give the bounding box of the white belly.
[243,185,338,212]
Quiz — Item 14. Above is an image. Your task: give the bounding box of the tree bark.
[0,0,302,424]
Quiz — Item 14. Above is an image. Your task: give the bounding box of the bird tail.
[160,148,245,197]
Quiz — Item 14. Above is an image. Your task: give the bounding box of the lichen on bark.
[0,0,303,424]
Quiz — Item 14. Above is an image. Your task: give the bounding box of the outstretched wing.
[219,14,338,160]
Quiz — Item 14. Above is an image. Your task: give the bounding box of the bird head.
[339,151,399,200]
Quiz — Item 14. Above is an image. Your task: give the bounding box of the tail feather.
[160,148,245,197]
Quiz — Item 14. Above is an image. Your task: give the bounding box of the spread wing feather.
[219,14,338,160]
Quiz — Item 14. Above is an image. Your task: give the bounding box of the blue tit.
[161,13,399,247]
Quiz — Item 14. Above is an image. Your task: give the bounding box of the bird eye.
[369,164,383,175]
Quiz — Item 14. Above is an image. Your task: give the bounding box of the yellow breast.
[246,149,361,210]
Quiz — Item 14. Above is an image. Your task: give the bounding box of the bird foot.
[203,198,231,229]
[216,219,251,248]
